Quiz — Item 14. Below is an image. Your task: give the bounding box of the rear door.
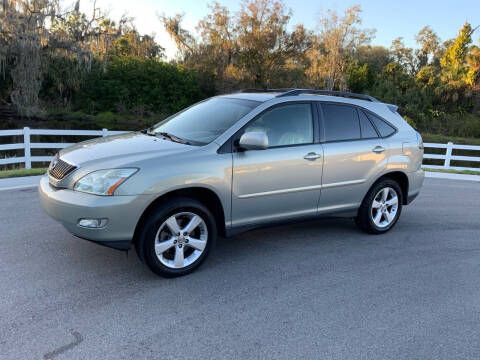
[231,102,324,227]
[317,102,387,213]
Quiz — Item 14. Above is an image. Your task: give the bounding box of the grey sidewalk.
[0,175,43,191]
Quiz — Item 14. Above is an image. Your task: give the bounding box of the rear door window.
[322,104,360,142]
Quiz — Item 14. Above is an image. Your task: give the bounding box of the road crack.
[43,330,83,359]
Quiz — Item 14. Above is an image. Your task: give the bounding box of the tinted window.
[367,113,396,137]
[322,104,360,142]
[244,104,313,147]
[358,110,378,138]
[152,97,259,144]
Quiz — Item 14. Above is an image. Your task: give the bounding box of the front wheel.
[138,198,217,277]
[355,179,403,234]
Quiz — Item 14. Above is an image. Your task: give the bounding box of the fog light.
[78,218,108,228]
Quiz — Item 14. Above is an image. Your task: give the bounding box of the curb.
[0,184,38,192]
[424,171,480,182]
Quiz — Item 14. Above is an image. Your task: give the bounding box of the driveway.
[1,178,479,359]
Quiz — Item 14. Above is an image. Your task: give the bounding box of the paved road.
[1,178,479,360]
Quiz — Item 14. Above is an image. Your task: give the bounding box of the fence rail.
[1,128,479,172]
[0,127,127,168]
[423,142,480,172]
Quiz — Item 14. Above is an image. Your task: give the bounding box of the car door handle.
[372,146,385,153]
[303,152,322,161]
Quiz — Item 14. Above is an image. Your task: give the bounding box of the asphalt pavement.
[1,177,479,360]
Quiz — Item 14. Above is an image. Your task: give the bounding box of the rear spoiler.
[386,104,398,113]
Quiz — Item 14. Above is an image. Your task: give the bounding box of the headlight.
[74,168,138,195]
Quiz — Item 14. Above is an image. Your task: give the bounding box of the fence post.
[102,128,108,137]
[444,141,453,169]
[23,127,31,169]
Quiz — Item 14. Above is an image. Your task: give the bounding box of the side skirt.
[225,209,358,238]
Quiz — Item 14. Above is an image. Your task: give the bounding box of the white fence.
[423,142,480,172]
[0,127,127,168]
[1,128,480,171]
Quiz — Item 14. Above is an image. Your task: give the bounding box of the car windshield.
[151,97,260,145]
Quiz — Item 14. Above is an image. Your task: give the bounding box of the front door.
[231,103,323,227]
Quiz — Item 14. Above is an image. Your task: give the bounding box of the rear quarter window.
[358,110,378,138]
[367,112,396,137]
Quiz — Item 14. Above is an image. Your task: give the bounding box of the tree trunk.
[326,76,334,91]
[473,88,480,114]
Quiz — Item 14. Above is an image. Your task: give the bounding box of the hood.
[59,132,193,166]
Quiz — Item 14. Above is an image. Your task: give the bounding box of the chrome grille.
[48,158,77,180]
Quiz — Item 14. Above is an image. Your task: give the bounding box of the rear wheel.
[138,198,217,277]
[355,179,403,234]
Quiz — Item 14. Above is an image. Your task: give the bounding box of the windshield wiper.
[157,132,191,144]
[141,128,155,136]
[147,130,191,145]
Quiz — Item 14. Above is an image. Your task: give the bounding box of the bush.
[75,57,204,115]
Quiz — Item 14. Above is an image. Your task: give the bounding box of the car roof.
[219,89,409,131]
[221,89,398,115]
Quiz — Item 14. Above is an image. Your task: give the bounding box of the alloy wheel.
[370,187,399,228]
[154,212,208,269]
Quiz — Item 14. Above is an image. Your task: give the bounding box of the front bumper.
[38,176,151,248]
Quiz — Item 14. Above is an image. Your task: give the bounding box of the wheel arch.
[368,171,409,205]
[133,186,227,261]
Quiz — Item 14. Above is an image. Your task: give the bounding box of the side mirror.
[238,132,269,150]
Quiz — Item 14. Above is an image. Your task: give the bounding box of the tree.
[416,65,437,86]
[415,26,441,67]
[159,13,196,58]
[307,5,374,90]
[51,2,130,71]
[467,40,480,112]
[0,0,132,114]
[467,43,480,86]
[161,0,311,90]
[440,22,475,86]
[196,2,238,90]
[346,60,372,92]
[390,37,416,74]
[355,45,391,73]
[235,0,307,87]
[0,0,59,115]
[441,23,473,68]
[112,31,164,59]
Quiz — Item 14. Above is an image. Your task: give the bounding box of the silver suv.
[39,89,424,277]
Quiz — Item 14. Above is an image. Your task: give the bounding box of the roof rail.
[236,88,295,93]
[277,89,379,102]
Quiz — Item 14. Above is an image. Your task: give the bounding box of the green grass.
[0,168,47,179]
[424,168,480,176]
[421,133,480,146]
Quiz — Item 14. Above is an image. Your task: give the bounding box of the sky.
[79,0,480,59]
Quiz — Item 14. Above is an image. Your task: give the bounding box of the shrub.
[75,57,204,116]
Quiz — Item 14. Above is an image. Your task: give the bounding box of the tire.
[355,179,403,234]
[137,197,217,277]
